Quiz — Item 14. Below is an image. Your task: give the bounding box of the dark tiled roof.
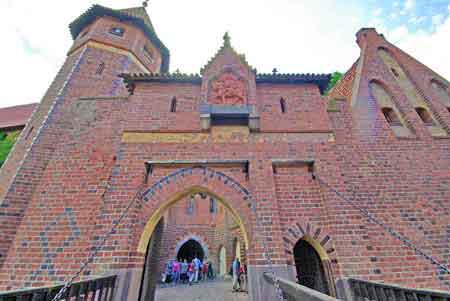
[121,72,331,94]
[0,103,37,130]
[120,73,201,94]
[69,4,170,73]
[256,73,331,93]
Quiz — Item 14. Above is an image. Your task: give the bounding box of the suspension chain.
[51,184,145,301]
[248,196,286,300]
[313,174,450,276]
[51,166,286,300]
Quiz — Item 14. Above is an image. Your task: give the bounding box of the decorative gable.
[199,33,259,131]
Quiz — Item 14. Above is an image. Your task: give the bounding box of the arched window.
[430,79,450,111]
[293,239,330,295]
[415,107,434,125]
[109,27,124,37]
[209,198,217,213]
[187,196,194,215]
[381,107,401,125]
[170,97,177,113]
[280,97,287,113]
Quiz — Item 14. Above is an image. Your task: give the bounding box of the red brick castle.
[0,3,449,301]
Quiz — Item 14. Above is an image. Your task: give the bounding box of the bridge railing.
[337,278,450,301]
[0,275,116,301]
[263,272,339,301]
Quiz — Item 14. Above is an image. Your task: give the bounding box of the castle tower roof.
[69,4,170,72]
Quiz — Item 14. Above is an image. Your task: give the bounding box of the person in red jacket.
[202,261,209,281]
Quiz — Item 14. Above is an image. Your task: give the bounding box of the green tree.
[325,71,343,95]
[0,131,19,168]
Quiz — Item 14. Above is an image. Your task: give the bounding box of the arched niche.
[430,79,450,108]
[369,80,411,137]
[293,236,333,296]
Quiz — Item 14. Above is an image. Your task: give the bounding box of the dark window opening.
[187,197,194,215]
[294,239,330,295]
[109,27,124,37]
[210,116,248,126]
[210,198,217,213]
[415,107,434,125]
[391,68,399,77]
[96,62,105,75]
[280,97,287,113]
[381,107,401,126]
[170,97,177,112]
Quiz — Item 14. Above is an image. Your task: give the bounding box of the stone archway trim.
[282,222,335,261]
[137,167,252,254]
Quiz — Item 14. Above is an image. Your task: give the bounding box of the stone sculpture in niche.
[209,72,247,105]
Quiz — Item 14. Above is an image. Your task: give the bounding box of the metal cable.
[313,173,450,276]
[51,183,145,301]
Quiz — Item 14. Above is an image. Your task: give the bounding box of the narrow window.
[170,97,177,112]
[210,198,217,213]
[96,62,105,75]
[109,27,124,37]
[280,97,286,113]
[381,107,401,125]
[391,68,399,77]
[415,107,434,125]
[187,197,194,215]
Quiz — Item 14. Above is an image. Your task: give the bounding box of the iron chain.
[314,174,450,276]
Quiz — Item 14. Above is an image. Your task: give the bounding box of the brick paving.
[155,279,249,301]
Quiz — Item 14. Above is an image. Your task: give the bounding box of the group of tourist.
[162,257,215,286]
[161,257,247,293]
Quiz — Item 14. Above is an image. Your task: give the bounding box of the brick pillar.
[247,158,290,301]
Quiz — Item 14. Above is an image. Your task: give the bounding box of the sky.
[1,0,449,108]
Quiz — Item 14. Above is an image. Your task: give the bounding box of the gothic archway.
[177,239,205,262]
[218,246,227,276]
[293,238,330,295]
[136,167,254,300]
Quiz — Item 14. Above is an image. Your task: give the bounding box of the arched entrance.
[218,246,226,276]
[177,239,205,262]
[136,167,253,300]
[293,238,330,295]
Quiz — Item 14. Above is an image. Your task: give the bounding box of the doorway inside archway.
[293,239,330,295]
[138,187,249,301]
[218,246,226,276]
[177,239,205,262]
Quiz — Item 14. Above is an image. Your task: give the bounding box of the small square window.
[109,27,125,37]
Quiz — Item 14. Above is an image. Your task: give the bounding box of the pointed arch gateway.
[136,166,253,300]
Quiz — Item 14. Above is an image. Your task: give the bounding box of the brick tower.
[0,3,168,281]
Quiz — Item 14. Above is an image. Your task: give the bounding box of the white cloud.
[432,14,444,26]
[0,0,448,108]
[373,8,383,16]
[404,0,415,11]
[385,17,450,80]
[409,16,426,24]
